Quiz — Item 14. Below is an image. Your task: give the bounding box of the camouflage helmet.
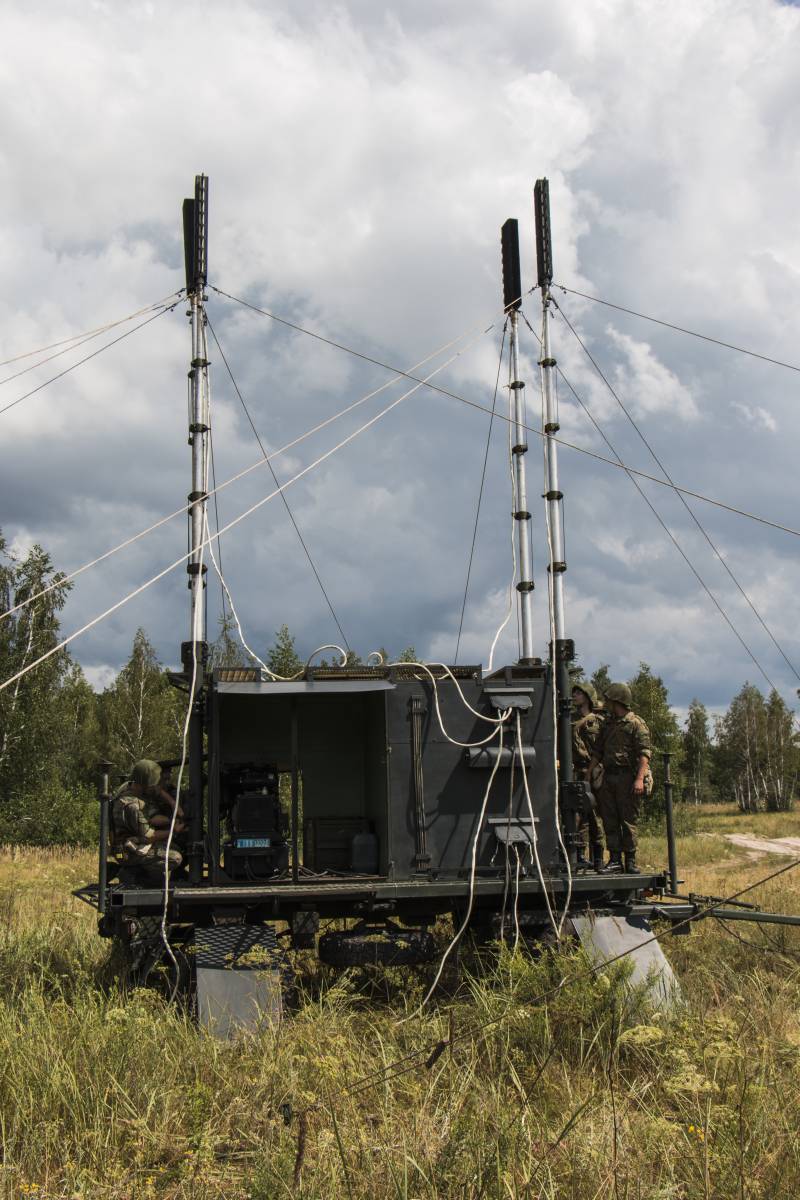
[571,681,597,709]
[604,682,632,709]
[132,759,161,789]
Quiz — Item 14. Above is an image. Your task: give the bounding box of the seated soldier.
[111,758,185,882]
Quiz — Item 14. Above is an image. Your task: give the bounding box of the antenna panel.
[500,218,522,312]
[182,198,195,294]
[182,175,209,295]
[194,174,209,288]
[534,178,553,288]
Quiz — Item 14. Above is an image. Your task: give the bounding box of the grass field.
[2,806,800,1198]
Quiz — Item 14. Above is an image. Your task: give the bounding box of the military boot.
[592,844,605,872]
[575,848,592,871]
[624,851,640,875]
[602,851,623,873]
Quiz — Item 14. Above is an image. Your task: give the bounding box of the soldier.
[589,683,651,874]
[571,682,605,871]
[111,758,185,881]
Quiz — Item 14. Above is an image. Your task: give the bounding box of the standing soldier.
[571,682,605,871]
[589,683,651,874]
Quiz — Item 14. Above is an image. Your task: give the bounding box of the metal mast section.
[182,174,210,884]
[533,178,581,865]
[500,218,535,664]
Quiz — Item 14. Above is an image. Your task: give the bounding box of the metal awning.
[215,680,396,696]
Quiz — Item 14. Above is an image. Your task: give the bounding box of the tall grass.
[1,827,800,1197]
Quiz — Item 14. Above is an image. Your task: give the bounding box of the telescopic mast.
[533,178,580,865]
[182,174,210,884]
[183,175,210,651]
[500,218,535,663]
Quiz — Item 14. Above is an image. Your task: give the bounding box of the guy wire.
[454,319,507,663]
[555,283,800,375]
[553,297,800,686]
[0,301,180,417]
[519,310,783,698]
[206,313,350,650]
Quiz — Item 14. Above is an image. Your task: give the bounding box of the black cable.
[205,314,351,651]
[213,282,800,542]
[553,298,799,688]
[555,283,800,375]
[454,321,507,663]
[519,310,782,697]
[716,916,800,960]
[0,302,179,417]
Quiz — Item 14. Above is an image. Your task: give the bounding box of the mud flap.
[571,913,680,1011]
[193,925,286,1038]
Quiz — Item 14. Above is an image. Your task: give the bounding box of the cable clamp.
[189,423,209,434]
[538,357,557,368]
[186,563,208,576]
[544,422,560,434]
[512,443,528,455]
[187,490,208,503]
[516,581,535,593]
[547,561,567,574]
[543,490,563,502]
[509,380,525,391]
[513,510,531,521]
[191,357,210,369]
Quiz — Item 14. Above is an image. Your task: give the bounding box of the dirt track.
[724,833,800,858]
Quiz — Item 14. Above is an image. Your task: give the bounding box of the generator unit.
[221,763,288,880]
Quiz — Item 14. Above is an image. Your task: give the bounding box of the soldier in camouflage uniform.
[571,682,605,871]
[589,683,651,874]
[111,759,185,881]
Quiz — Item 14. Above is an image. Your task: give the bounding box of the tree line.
[0,531,797,843]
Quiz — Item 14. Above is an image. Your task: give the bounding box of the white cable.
[487,364,517,672]
[385,659,508,748]
[0,333,490,694]
[416,710,511,1009]
[499,742,516,944]
[0,292,183,384]
[208,547,349,681]
[0,317,493,626]
[540,344,573,940]
[517,710,558,939]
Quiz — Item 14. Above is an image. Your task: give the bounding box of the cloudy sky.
[1,0,799,715]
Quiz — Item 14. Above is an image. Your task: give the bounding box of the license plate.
[235,837,272,849]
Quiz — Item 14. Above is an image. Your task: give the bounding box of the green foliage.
[0,537,73,795]
[209,611,245,670]
[0,533,99,843]
[682,698,712,805]
[97,628,184,772]
[266,623,303,677]
[0,779,98,845]
[628,662,682,820]
[712,684,799,811]
[590,662,611,697]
